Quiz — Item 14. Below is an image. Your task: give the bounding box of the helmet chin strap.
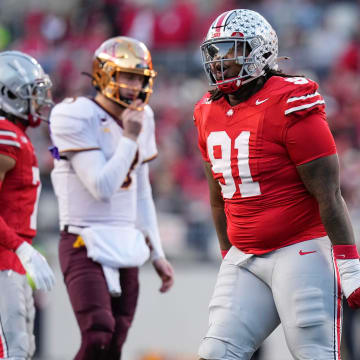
[27,113,41,127]
[119,91,146,106]
[216,70,259,94]
[215,65,246,94]
[119,95,133,106]
[216,77,243,94]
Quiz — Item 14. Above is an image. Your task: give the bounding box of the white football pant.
[199,237,342,360]
[0,271,35,360]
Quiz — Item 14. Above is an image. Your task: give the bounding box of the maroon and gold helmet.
[92,36,157,110]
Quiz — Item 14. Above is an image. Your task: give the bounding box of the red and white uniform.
[194,76,336,254]
[0,117,40,274]
[195,77,342,360]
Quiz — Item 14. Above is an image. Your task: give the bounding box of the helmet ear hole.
[245,42,252,55]
[7,90,16,99]
[142,76,150,88]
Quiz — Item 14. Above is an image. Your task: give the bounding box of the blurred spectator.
[153,0,197,49]
[122,0,157,47]
[0,24,11,49]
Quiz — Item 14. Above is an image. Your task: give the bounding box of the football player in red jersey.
[194,9,360,360]
[0,51,55,360]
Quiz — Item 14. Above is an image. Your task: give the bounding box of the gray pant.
[199,237,342,360]
[0,271,35,359]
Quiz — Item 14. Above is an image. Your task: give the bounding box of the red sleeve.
[0,216,23,250]
[0,145,19,160]
[0,125,20,160]
[284,112,337,165]
[282,77,325,119]
[193,104,210,162]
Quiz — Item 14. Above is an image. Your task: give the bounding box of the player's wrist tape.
[221,250,229,259]
[15,241,35,261]
[334,245,360,299]
[333,244,359,259]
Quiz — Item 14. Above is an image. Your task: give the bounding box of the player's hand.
[347,288,360,308]
[337,259,360,309]
[152,257,174,293]
[15,242,55,291]
[121,99,144,141]
[334,245,360,309]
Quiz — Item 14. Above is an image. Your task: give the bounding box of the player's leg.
[198,247,281,360]
[273,237,341,360]
[59,231,115,360]
[24,278,35,359]
[108,267,139,359]
[0,271,35,360]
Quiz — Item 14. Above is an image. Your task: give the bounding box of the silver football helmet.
[201,9,278,93]
[0,51,53,126]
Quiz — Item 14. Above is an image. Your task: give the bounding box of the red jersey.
[0,118,41,273]
[194,76,337,254]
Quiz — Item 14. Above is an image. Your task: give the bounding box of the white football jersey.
[50,97,157,228]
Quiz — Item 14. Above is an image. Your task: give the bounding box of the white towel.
[81,226,150,268]
[102,265,121,297]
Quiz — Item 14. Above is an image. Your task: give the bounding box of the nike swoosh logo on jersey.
[256,98,269,105]
[299,250,317,256]
[337,254,346,258]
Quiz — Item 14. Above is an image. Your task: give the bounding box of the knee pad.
[87,308,115,333]
[293,288,326,328]
[198,337,227,360]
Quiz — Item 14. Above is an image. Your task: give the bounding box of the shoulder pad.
[195,92,212,109]
[194,92,212,126]
[50,97,96,135]
[0,117,20,132]
[280,77,325,117]
[51,97,95,120]
[0,118,22,151]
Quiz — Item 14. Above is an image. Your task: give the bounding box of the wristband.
[333,245,359,260]
[221,250,229,259]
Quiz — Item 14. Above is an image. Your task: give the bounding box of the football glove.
[334,244,360,309]
[16,242,55,291]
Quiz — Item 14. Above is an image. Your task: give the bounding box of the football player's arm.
[69,139,138,202]
[136,162,165,260]
[0,154,55,290]
[284,111,354,245]
[286,113,360,309]
[203,161,232,256]
[297,154,360,309]
[0,154,23,250]
[296,154,355,246]
[136,163,174,292]
[66,101,144,202]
